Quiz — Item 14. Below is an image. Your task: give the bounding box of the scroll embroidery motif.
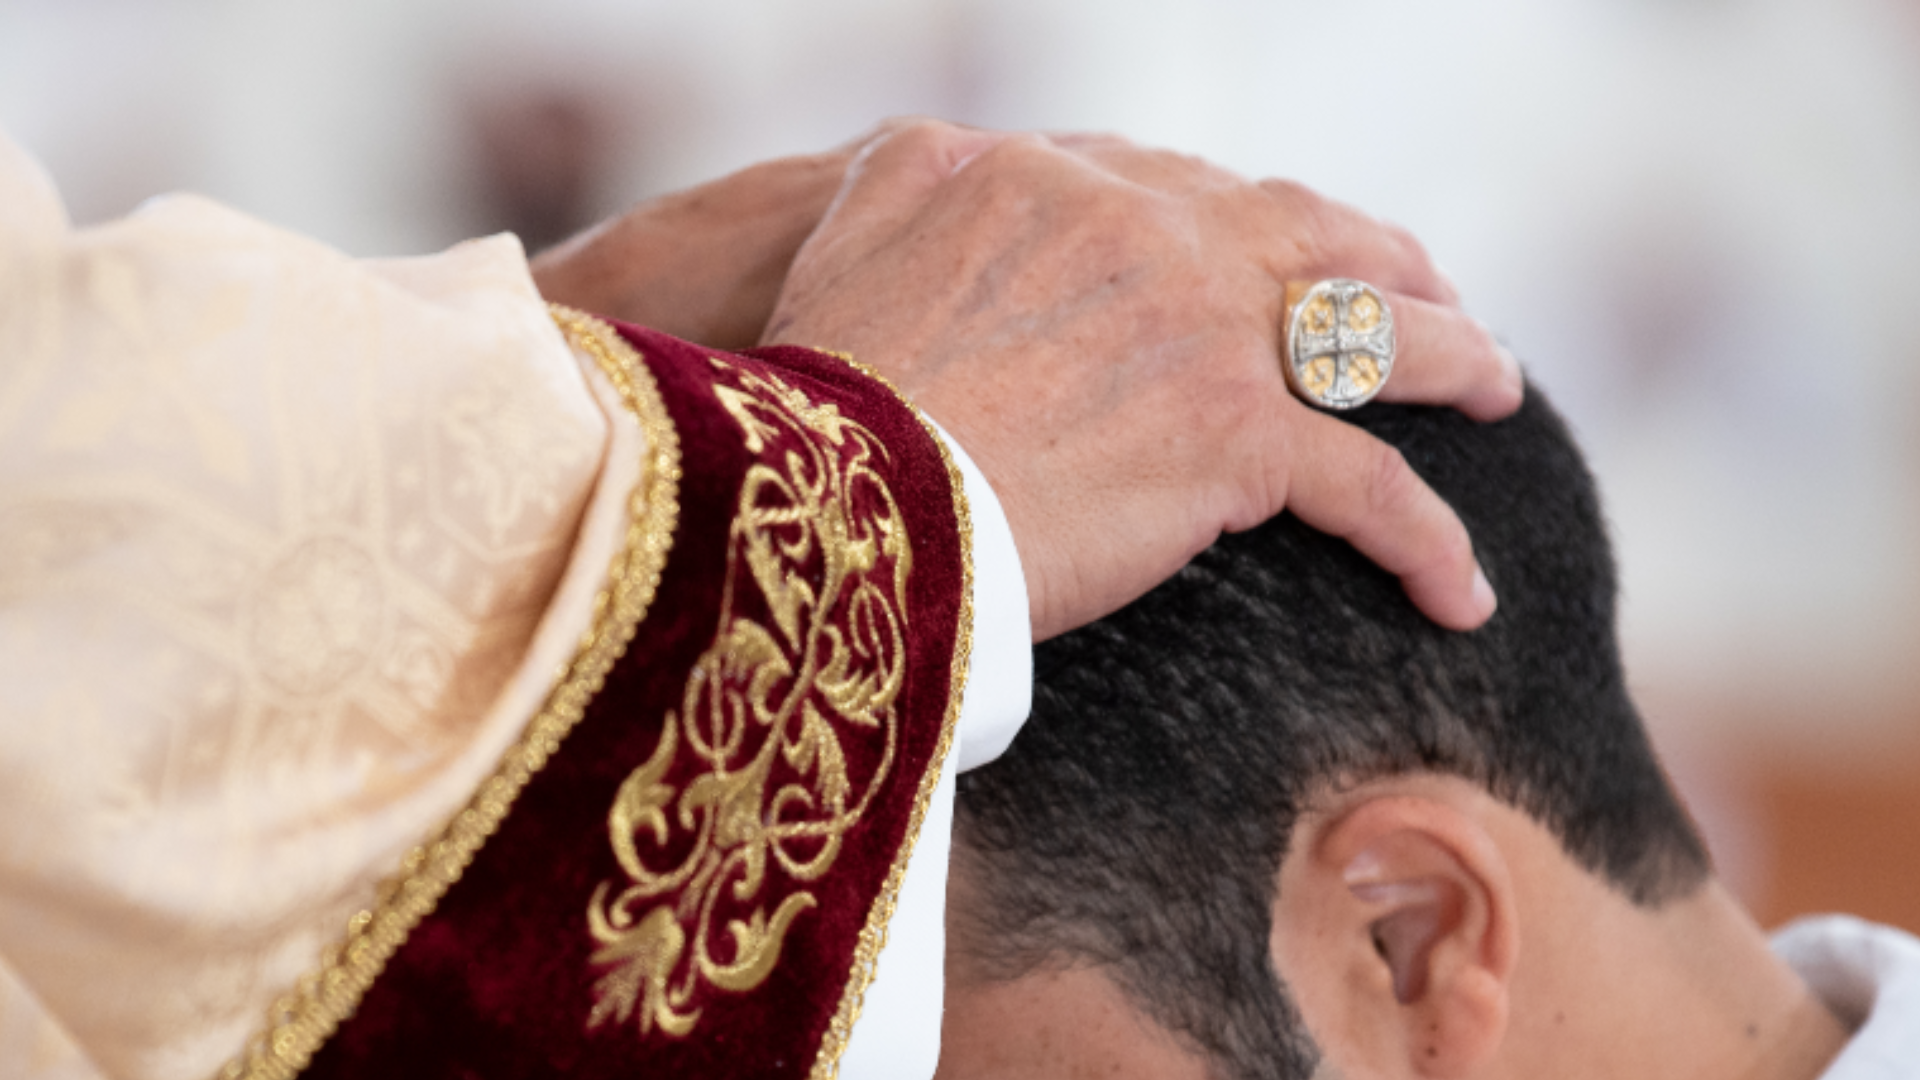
[586,356,912,1039]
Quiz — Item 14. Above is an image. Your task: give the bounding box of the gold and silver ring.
[1282,278,1396,410]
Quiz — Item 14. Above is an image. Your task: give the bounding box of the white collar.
[1773,914,1920,1079]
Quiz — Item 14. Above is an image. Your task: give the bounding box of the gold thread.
[585,354,915,1037]
[216,306,682,1080]
[806,354,973,1080]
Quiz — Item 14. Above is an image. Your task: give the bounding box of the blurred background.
[4,0,1918,933]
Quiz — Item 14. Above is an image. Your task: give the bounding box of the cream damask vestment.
[0,132,1030,1080]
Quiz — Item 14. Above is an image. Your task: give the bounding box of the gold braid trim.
[806,355,973,1080]
[216,306,681,1080]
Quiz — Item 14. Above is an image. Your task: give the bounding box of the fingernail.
[1471,564,1497,619]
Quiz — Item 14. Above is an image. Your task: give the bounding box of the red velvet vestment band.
[285,320,970,1080]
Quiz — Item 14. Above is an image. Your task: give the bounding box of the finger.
[1368,292,1523,421]
[1278,409,1496,630]
[1257,180,1458,306]
[819,120,1012,243]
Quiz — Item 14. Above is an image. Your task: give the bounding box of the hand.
[763,121,1522,640]
[531,123,914,348]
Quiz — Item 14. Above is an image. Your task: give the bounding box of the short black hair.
[951,385,1711,1080]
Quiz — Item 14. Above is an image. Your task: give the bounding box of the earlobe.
[1271,792,1517,1079]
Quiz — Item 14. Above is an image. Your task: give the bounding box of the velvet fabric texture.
[300,325,967,1079]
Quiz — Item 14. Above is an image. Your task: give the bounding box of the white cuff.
[932,420,1032,772]
[837,420,1031,1080]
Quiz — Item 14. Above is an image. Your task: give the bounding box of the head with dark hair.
[936,387,1760,1080]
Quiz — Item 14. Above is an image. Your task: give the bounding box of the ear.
[1270,794,1518,1079]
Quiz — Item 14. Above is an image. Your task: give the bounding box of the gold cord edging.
[216,306,682,1080]
[806,356,974,1080]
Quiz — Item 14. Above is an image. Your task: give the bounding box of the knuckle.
[1259,178,1332,267]
[1383,221,1431,265]
[886,118,1008,171]
[869,115,929,139]
[1422,526,1475,584]
[1145,146,1207,178]
[1433,307,1492,354]
[1258,176,1317,208]
[967,141,1059,209]
[980,130,1049,161]
[1363,443,1421,521]
[1468,318,1502,361]
[862,118,957,171]
[838,116,922,156]
[1451,316,1505,379]
[888,117,953,148]
[1049,129,1130,151]
[961,132,1051,186]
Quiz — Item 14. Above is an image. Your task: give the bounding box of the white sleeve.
[939,419,1034,772]
[839,423,1032,1080]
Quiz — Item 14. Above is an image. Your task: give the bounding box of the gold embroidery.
[586,356,915,1039]
[804,356,971,1080]
[217,307,681,1080]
